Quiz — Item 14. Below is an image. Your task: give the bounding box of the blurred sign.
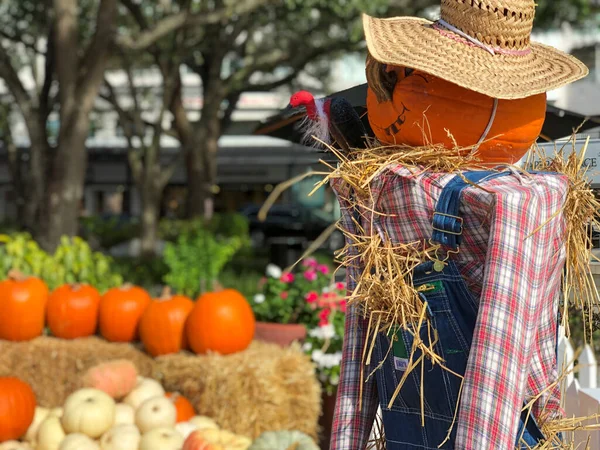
[530,139,600,186]
[292,174,325,207]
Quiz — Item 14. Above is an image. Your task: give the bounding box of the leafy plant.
[0,233,123,292]
[158,214,250,243]
[249,256,347,394]
[163,229,244,298]
[250,258,335,326]
[79,216,140,250]
[303,309,346,395]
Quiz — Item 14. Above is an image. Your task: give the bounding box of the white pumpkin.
[61,388,116,439]
[58,433,100,450]
[123,378,164,410]
[99,424,140,450]
[36,416,66,450]
[113,404,135,426]
[24,406,50,443]
[135,396,177,433]
[49,408,63,418]
[0,442,33,450]
[188,415,219,431]
[139,428,184,450]
[174,421,198,440]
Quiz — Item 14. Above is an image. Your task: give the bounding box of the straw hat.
[363,0,589,100]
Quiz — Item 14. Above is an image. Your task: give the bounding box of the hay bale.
[0,336,155,407]
[154,341,322,440]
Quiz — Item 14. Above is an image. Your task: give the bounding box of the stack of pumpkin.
[0,271,256,357]
[0,361,320,450]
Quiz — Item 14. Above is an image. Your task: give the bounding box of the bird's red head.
[289,90,315,108]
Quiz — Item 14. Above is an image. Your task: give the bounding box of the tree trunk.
[186,88,223,220]
[26,121,49,233]
[5,135,25,224]
[140,185,161,258]
[42,115,89,250]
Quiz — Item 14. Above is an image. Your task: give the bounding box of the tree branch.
[39,25,55,121]
[0,46,34,118]
[77,0,118,107]
[220,92,240,132]
[117,0,272,51]
[226,40,349,95]
[53,0,79,122]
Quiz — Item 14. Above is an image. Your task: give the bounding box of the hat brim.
[363,14,589,100]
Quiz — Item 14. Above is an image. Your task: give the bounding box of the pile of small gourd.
[0,361,253,450]
[0,272,256,357]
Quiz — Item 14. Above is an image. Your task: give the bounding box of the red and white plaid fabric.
[330,166,568,450]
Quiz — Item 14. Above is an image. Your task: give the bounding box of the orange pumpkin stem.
[160,286,173,300]
[7,270,26,281]
[121,283,134,290]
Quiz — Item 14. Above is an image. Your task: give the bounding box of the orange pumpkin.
[139,288,194,357]
[366,67,546,165]
[46,284,101,339]
[0,377,36,442]
[0,271,48,341]
[166,392,195,423]
[99,284,151,342]
[186,289,255,356]
[82,360,139,399]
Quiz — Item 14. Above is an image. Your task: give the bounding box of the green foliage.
[0,233,123,292]
[112,256,168,295]
[158,214,250,243]
[79,216,141,250]
[219,269,263,301]
[163,229,244,298]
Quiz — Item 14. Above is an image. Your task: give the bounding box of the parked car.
[239,204,343,252]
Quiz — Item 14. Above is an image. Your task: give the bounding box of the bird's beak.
[282,103,303,118]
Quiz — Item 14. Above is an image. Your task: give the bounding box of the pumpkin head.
[138,288,194,357]
[186,289,255,356]
[366,65,546,165]
[0,377,36,442]
[0,271,48,341]
[46,284,101,339]
[166,392,195,423]
[81,360,138,399]
[99,284,151,342]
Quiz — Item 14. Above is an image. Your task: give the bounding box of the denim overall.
[373,171,547,449]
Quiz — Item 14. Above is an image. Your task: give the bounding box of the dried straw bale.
[0,336,155,407]
[154,341,321,440]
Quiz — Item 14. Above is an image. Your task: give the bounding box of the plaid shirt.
[330,166,568,450]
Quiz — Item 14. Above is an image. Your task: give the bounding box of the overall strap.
[431,171,511,249]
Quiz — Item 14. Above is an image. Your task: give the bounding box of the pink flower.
[258,277,267,288]
[339,300,347,313]
[302,257,318,268]
[335,282,346,291]
[280,272,295,283]
[305,291,319,303]
[280,291,289,300]
[317,264,329,275]
[304,270,317,282]
[318,308,331,327]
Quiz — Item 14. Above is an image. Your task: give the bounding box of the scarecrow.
[323,1,590,450]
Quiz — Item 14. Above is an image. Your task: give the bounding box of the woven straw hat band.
[440,0,535,50]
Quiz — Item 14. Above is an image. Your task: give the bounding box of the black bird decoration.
[287,90,368,151]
